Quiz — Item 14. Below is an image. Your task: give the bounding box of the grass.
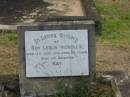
[0,31,17,75]
[51,80,113,97]
[0,0,129,47]
[0,0,129,96]
[0,31,17,46]
[95,0,130,46]
[1,78,113,97]
[0,0,130,47]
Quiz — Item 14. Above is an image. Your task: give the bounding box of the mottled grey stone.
[17,20,96,97]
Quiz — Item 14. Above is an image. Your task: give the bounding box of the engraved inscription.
[25,30,89,77]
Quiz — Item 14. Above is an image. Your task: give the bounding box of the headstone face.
[18,20,96,97]
[25,30,89,77]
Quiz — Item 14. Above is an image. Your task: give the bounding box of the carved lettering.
[25,30,89,77]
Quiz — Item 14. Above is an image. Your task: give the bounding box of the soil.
[0,0,49,24]
[44,0,85,16]
[0,0,85,24]
[0,45,17,75]
[96,44,130,75]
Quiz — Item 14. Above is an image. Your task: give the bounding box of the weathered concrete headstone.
[18,20,96,97]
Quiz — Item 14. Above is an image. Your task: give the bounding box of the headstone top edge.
[17,20,95,27]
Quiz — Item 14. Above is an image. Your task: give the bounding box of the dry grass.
[0,32,17,74]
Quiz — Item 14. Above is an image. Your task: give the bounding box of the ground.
[0,45,16,74]
[95,0,130,45]
[0,0,84,24]
[96,44,130,74]
[95,0,130,75]
[0,0,130,76]
[0,0,130,96]
[0,32,17,74]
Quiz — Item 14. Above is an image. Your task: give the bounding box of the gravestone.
[18,20,96,97]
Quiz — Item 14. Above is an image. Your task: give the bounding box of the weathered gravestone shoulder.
[18,20,96,97]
